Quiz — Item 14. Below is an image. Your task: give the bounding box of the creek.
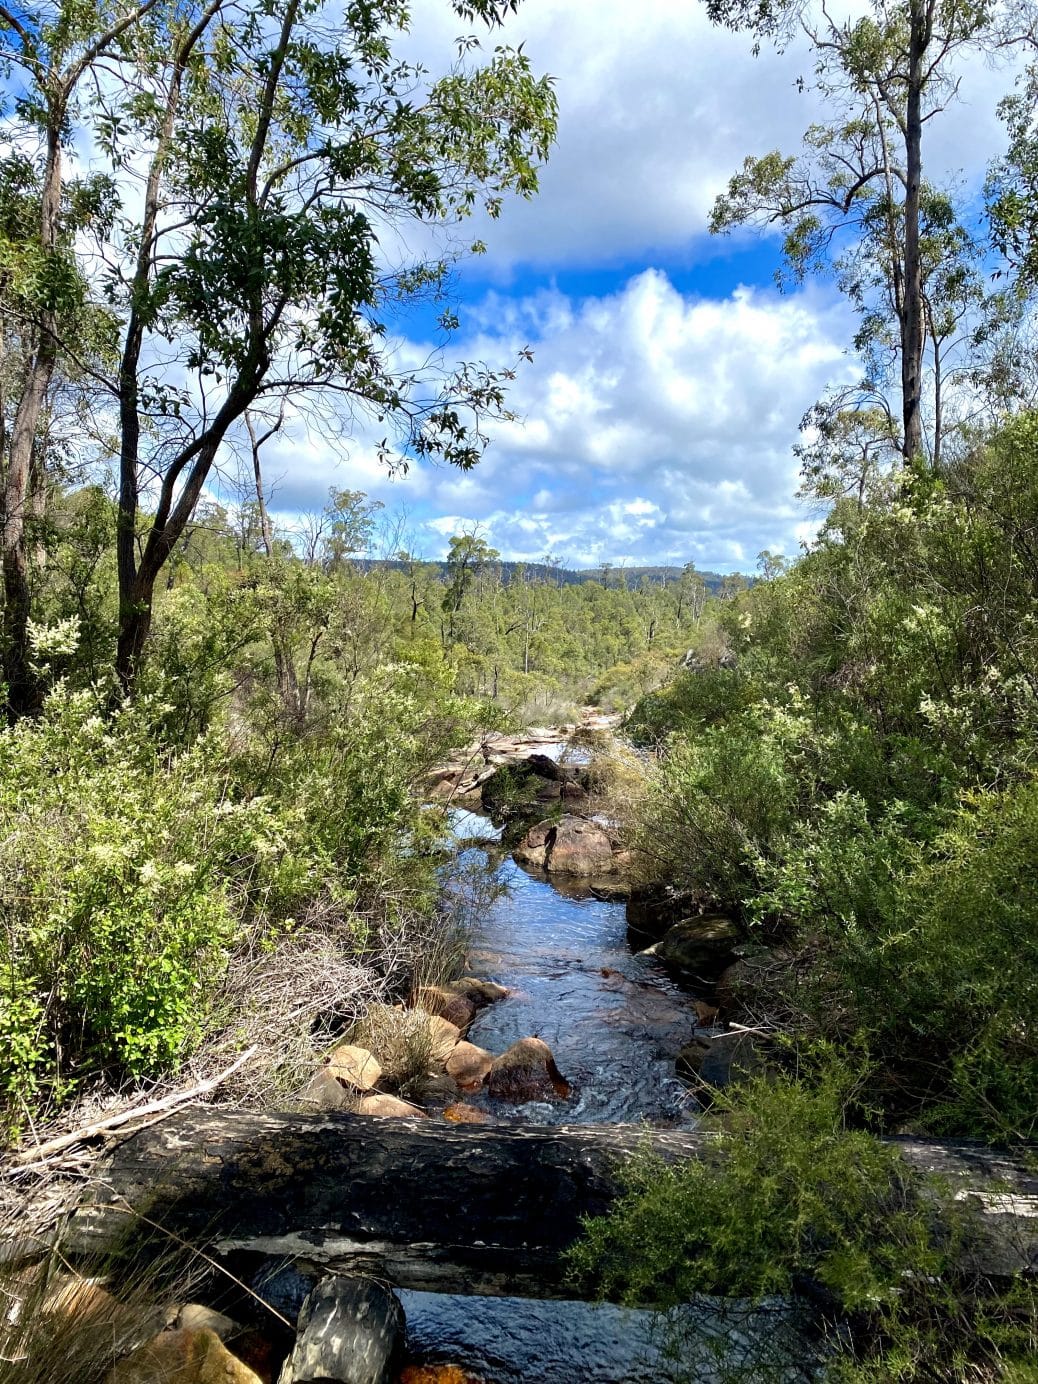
[400,759,720,1381]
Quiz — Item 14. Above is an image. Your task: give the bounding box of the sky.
[258,0,1021,573]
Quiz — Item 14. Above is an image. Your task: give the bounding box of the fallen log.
[69,1110,1037,1298]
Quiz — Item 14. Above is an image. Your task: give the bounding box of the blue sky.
[257,0,1019,572]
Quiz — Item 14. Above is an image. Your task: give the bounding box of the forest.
[0,0,1037,1380]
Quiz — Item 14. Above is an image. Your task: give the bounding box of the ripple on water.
[445,808,700,1127]
[400,1291,817,1383]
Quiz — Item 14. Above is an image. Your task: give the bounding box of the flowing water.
[402,773,815,1381]
[397,797,721,1380]
[447,808,698,1127]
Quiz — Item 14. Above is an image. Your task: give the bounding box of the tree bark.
[69,1109,1038,1298]
[900,0,929,462]
[2,118,62,717]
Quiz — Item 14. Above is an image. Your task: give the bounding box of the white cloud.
[411,269,854,567]
[403,0,1019,272]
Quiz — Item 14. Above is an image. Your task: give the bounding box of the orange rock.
[447,977,508,1006]
[444,1040,494,1089]
[414,985,477,1032]
[326,1043,381,1091]
[357,1093,428,1119]
[107,1327,263,1383]
[442,1102,490,1124]
[425,1014,462,1066]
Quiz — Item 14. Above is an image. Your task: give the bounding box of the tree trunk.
[247,412,302,719]
[69,1109,1038,1298]
[2,119,63,717]
[901,0,928,462]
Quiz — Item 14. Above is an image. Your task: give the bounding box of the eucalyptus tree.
[0,0,556,706]
[707,0,1002,465]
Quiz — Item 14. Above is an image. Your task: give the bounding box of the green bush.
[569,1062,1035,1381]
[749,781,1038,1139]
[0,656,485,1138]
[635,702,804,908]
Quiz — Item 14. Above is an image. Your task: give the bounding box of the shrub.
[749,782,1038,1140]
[568,1062,1035,1381]
[635,703,803,908]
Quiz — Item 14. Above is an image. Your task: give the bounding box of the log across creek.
[72,1108,1038,1297]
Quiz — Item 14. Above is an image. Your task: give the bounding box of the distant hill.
[361,559,739,592]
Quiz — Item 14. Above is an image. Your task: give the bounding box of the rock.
[625,884,699,946]
[278,1277,404,1384]
[692,999,720,1027]
[357,1093,428,1118]
[421,1072,461,1103]
[446,977,508,1007]
[525,752,568,781]
[544,817,615,875]
[108,1328,263,1384]
[299,1068,353,1111]
[514,816,616,877]
[643,915,742,978]
[445,1041,494,1089]
[175,1305,240,1341]
[487,1038,571,1102]
[442,1102,491,1124]
[45,1276,162,1355]
[677,1031,768,1094]
[512,819,553,868]
[414,985,477,1032]
[425,1014,462,1066]
[326,1044,382,1091]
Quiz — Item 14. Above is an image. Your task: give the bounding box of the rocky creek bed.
[23,718,1034,1383]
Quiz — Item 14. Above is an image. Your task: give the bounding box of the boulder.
[625,884,699,946]
[446,977,508,1007]
[108,1328,262,1384]
[525,752,568,781]
[357,1093,428,1119]
[425,1014,462,1066]
[512,819,553,868]
[278,1277,404,1384]
[445,1041,494,1089]
[299,1068,353,1111]
[514,816,616,877]
[421,1072,461,1103]
[326,1045,381,1092]
[175,1305,240,1341]
[642,915,742,978]
[545,817,615,875]
[487,1037,571,1102]
[45,1276,162,1357]
[414,985,477,1033]
[676,1031,768,1094]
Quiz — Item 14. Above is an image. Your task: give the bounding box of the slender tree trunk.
[2,118,62,716]
[246,411,301,720]
[901,0,929,462]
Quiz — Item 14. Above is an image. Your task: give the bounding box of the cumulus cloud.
[404,0,1019,272]
[413,269,855,567]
